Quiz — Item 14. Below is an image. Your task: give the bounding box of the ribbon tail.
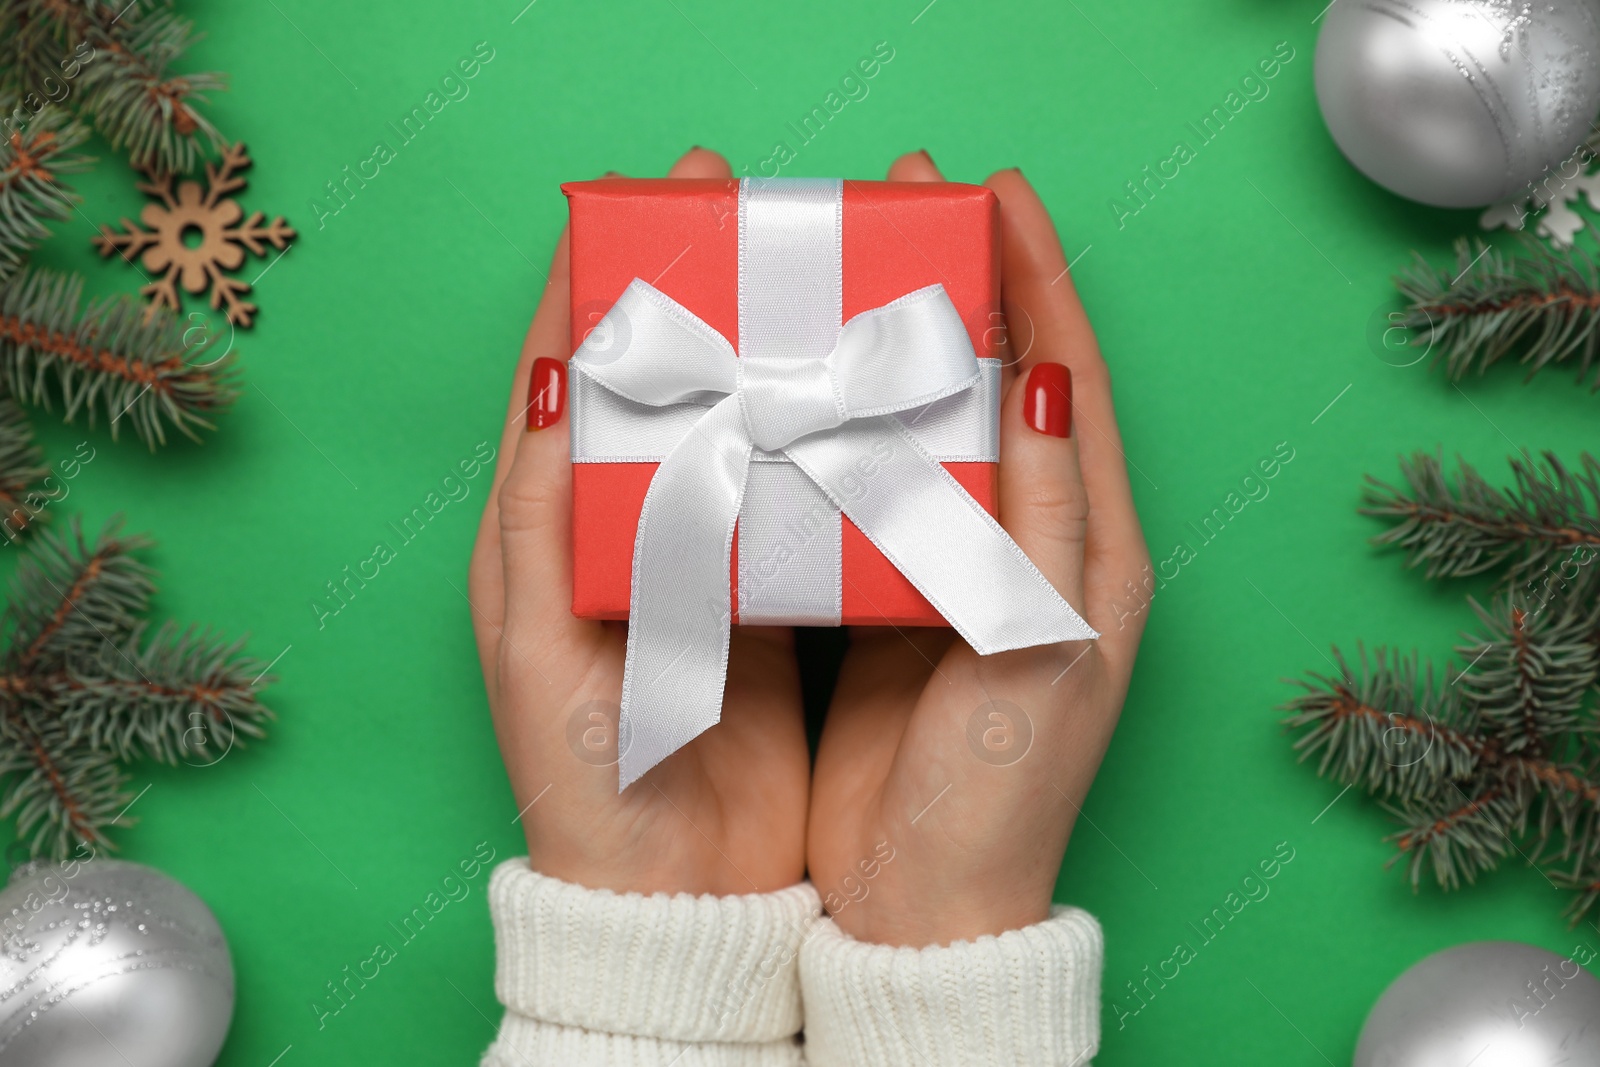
[617,396,753,791]
[785,416,1099,654]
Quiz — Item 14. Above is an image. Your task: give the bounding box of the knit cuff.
[798,906,1104,1067]
[482,859,819,1065]
[480,1015,804,1067]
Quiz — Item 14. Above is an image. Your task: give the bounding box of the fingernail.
[918,148,934,163]
[1023,362,1072,438]
[528,357,566,431]
[601,170,622,178]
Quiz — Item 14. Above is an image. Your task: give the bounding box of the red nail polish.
[528,357,566,431]
[1023,362,1072,438]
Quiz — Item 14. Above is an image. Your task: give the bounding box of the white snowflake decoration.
[1480,143,1600,247]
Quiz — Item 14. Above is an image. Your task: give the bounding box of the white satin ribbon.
[572,178,1098,790]
[569,356,1002,463]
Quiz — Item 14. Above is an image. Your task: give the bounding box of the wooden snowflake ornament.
[93,143,294,328]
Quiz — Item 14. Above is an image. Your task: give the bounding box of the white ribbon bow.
[572,178,1098,790]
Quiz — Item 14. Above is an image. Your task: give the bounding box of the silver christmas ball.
[0,859,234,1066]
[1315,0,1600,207]
[1355,941,1600,1066]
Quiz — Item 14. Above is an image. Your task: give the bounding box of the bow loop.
[830,285,984,418]
[574,279,737,407]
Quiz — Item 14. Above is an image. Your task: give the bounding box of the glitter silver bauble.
[0,859,234,1066]
[1355,941,1600,1067]
[1315,0,1600,207]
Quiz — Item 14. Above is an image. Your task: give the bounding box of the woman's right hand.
[467,147,811,898]
[807,154,1151,947]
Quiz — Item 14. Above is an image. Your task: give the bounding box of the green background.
[10,0,1598,1062]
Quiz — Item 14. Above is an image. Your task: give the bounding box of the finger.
[469,221,576,688]
[983,171,1101,382]
[496,351,583,653]
[668,146,734,178]
[982,169,1150,655]
[814,628,955,795]
[886,149,943,182]
[999,361,1086,609]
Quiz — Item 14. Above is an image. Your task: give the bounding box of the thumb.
[998,361,1087,611]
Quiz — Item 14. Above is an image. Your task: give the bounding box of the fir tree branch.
[0,518,276,857]
[78,4,225,172]
[8,0,226,173]
[51,621,273,763]
[0,266,236,446]
[1362,451,1600,581]
[1286,652,1600,806]
[1289,664,1600,917]
[0,0,73,107]
[1289,451,1600,924]
[3,516,151,671]
[1396,236,1600,387]
[0,7,272,860]
[1387,777,1526,892]
[0,391,48,540]
[1284,645,1482,802]
[1284,609,1600,922]
[1563,879,1600,926]
[1458,592,1600,756]
[0,109,89,280]
[0,701,126,855]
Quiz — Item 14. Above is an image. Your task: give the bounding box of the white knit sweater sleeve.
[479,858,1104,1067]
[797,907,1104,1067]
[480,859,819,1067]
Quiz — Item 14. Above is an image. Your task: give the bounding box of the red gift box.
[564,178,1001,626]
